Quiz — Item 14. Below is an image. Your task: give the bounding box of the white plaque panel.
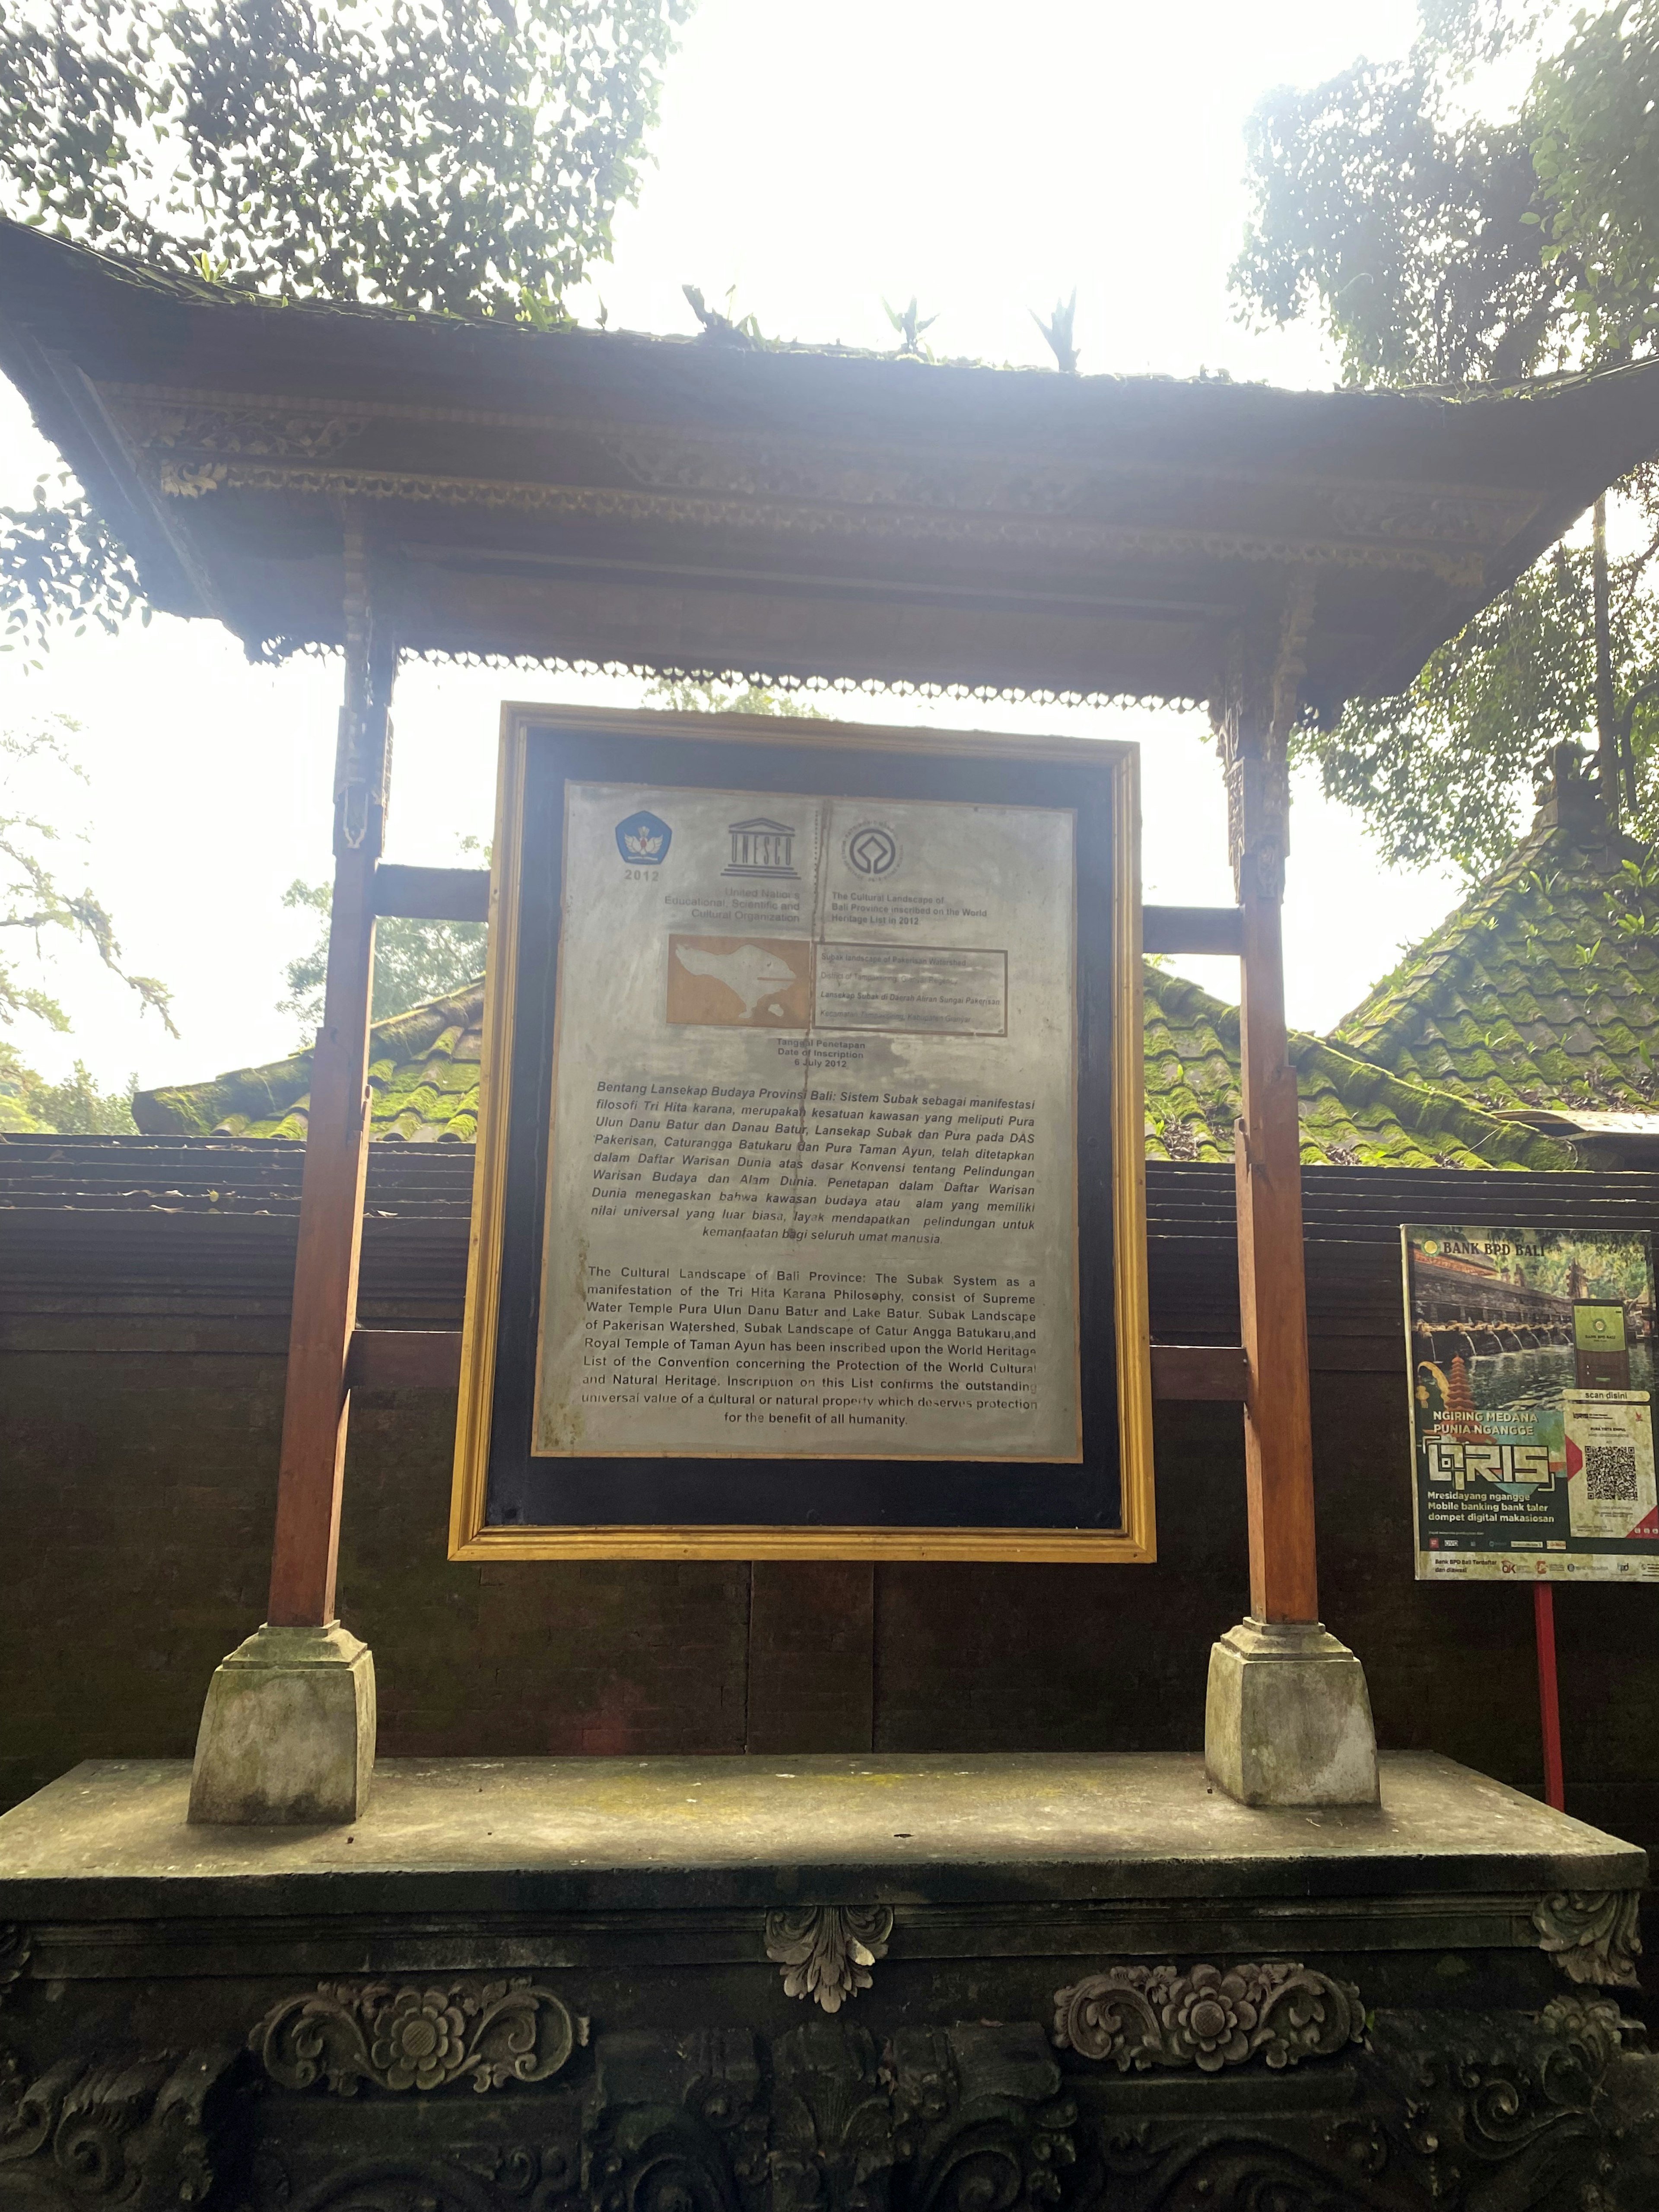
[534,781,1080,1461]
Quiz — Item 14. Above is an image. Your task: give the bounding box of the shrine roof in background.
[3,219,1659,715]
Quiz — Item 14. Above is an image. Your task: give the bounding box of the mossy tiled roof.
[1143,966,1573,1171]
[134,966,1574,1171]
[136,990,485,1144]
[1332,804,1659,1114]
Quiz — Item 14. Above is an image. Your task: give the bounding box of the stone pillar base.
[1205,1618,1379,1807]
[188,1623,375,1825]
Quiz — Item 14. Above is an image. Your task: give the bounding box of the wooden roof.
[4,219,1659,711]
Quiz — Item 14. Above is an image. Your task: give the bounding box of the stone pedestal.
[1205,1616,1379,1806]
[0,1751,1650,2211]
[188,1621,375,1825]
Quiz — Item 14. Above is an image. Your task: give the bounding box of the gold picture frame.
[449,702,1153,1563]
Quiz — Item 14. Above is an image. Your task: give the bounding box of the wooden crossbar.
[1142,904,1245,956]
[373,863,491,923]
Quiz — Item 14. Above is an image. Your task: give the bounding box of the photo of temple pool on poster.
[1404,1224,1659,1580]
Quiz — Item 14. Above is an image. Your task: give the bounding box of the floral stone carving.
[1532,1887,1643,1986]
[764,1905,894,2013]
[250,1975,588,2095]
[1050,1961,1363,2073]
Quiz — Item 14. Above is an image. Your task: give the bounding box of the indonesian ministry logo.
[614,810,672,865]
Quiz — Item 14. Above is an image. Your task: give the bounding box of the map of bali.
[669,937,808,1024]
[1404,1225,1659,1582]
[534,780,1079,1462]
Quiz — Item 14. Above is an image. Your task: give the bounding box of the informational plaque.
[536,782,1077,1462]
[1403,1224,1659,1581]
[451,706,1153,1562]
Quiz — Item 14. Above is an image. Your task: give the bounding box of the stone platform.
[0,1751,1655,2209]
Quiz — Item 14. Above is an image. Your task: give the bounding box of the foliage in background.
[0,1039,137,1130]
[1234,0,1659,873]
[1316,509,1659,871]
[2,475,149,663]
[644,675,823,717]
[279,839,489,1041]
[0,0,689,651]
[1,715,172,1036]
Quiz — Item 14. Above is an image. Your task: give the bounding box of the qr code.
[1584,1445,1640,1502]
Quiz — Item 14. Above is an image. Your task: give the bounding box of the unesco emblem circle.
[844,822,901,878]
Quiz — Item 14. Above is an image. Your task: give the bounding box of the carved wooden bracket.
[1214,574,1319,905]
[765,1904,894,2012]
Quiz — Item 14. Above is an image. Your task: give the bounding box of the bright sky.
[2,0,1491,1101]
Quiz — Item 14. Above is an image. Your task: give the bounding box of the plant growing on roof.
[882,295,938,358]
[1233,0,1659,873]
[0,0,690,650]
[681,284,766,346]
[1032,289,1080,372]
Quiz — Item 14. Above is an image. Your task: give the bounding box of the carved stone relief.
[0,2043,239,2208]
[770,2020,894,2212]
[3,1948,1658,2209]
[1532,1887,1643,1986]
[765,1906,894,2013]
[3,1991,1659,2212]
[1051,1962,1364,2073]
[886,2023,1076,2212]
[0,1929,27,2014]
[249,1976,587,2095]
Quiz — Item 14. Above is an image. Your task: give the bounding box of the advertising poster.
[1403,1225,1659,1580]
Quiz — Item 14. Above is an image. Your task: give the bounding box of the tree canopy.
[1234,0,1659,874]
[279,848,489,1042]
[1,0,689,653]
[1,715,172,1035]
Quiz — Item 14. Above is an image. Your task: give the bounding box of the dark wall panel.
[5,1139,1659,1857]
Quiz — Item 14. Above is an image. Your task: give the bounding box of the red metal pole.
[1534,1582,1566,1811]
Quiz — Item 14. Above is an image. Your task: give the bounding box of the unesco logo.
[844,822,900,878]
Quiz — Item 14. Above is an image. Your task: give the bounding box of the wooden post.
[1220,588,1319,1625]
[266,527,396,1626]
[1204,586,1376,1805]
